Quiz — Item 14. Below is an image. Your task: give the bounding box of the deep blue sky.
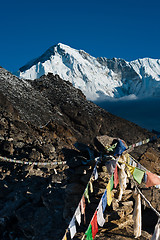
[1,0,160,72]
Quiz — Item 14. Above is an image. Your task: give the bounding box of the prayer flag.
[137,163,146,171]
[97,200,105,227]
[129,156,133,165]
[107,181,112,206]
[80,195,86,223]
[89,179,94,193]
[84,184,90,203]
[75,204,81,225]
[127,164,135,175]
[114,139,126,156]
[105,143,117,152]
[151,218,160,240]
[146,138,150,143]
[133,168,144,184]
[133,192,141,238]
[105,159,117,175]
[102,190,107,212]
[114,165,119,188]
[132,161,137,167]
[144,172,147,183]
[91,211,98,239]
[110,174,114,191]
[125,153,131,164]
[80,195,86,214]
[146,171,160,188]
[62,230,68,240]
[85,224,93,240]
[63,234,67,240]
[129,156,137,167]
[93,166,98,180]
[69,216,76,239]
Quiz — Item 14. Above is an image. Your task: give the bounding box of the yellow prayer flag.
[107,181,112,206]
[89,179,93,193]
[126,164,135,175]
[62,232,67,240]
[125,153,131,165]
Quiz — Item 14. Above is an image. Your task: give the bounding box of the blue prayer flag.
[114,139,126,156]
[102,190,107,212]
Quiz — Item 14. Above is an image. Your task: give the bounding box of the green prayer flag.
[85,224,93,240]
[146,138,150,143]
[84,183,90,203]
[105,143,117,152]
[133,167,144,184]
[110,173,114,191]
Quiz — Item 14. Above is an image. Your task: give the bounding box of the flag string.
[0,156,66,166]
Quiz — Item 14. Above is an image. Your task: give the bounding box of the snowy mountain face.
[16,43,160,101]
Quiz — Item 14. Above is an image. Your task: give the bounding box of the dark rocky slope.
[0,67,159,240]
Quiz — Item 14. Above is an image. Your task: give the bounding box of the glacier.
[16,43,160,101]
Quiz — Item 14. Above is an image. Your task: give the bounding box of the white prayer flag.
[151,218,160,240]
[75,204,81,225]
[93,166,98,180]
[69,216,77,239]
[97,200,105,227]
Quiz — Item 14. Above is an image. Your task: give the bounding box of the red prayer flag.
[146,171,160,188]
[114,165,119,188]
[91,211,98,239]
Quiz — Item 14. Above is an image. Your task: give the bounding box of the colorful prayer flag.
[102,190,107,212]
[114,139,126,156]
[91,211,98,239]
[80,195,86,223]
[89,179,94,193]
[133,168,145,184]
[146,138,150,143]
[85,224,93,240]
[110,174,114,191]
[125,153,130,164]
[151,218,160,240]
[69,216,77,239]
[146,171,160,188]
[107,181,112,206]
[75,204,81,225]
[62,230,68,240]
[84,184,90,203]
[97,200,105,227]
[114,165,119,188]
[105,143,117,152]
[93,166,98,180]
[144,172,147,183]
[127,164,135,175]
[105,159,117,175]
[137,163,146,171]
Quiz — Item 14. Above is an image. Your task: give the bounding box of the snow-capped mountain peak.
[16,43,160,101]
